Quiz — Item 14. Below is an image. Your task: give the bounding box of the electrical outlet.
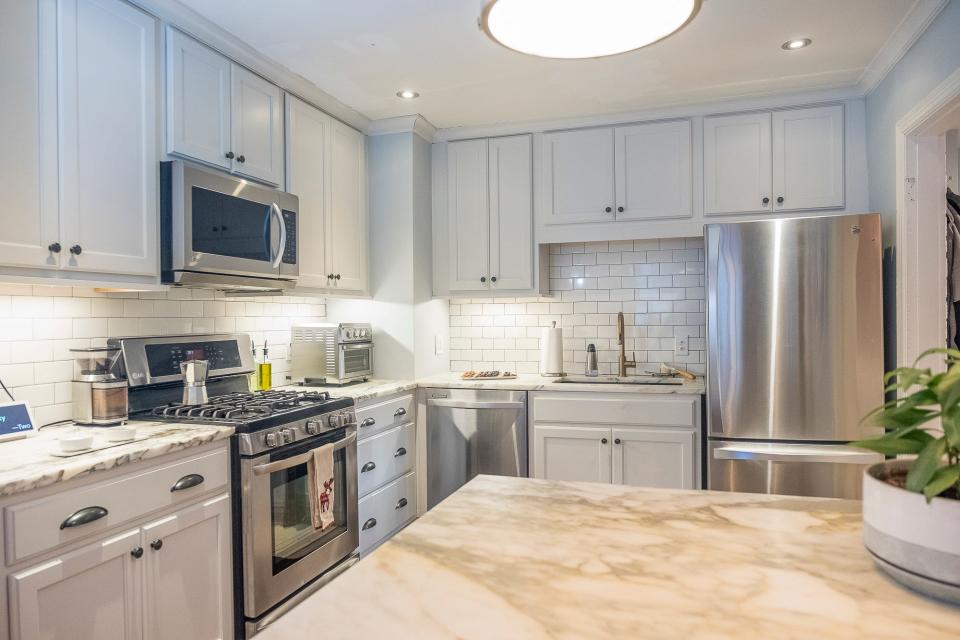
[435,335,445,356]
[675,334,689,357]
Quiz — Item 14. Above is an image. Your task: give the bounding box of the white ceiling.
[182,0,917,130]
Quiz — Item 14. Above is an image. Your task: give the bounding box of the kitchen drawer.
[356,393,414,439]
[358,471,416,555]
[358,422,415,497]
[532,392,698,427]
[4,448,228,565]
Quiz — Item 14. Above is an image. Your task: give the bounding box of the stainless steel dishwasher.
[425,388,527,509]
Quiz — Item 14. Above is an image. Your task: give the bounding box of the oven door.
[240,428,358,618]
[338,344,373,380]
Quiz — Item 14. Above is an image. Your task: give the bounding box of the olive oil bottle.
[258,340,272,391]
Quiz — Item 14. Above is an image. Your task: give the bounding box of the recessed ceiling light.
[479,0,700,59]
[396,89,419,99]
[782,38,812,51]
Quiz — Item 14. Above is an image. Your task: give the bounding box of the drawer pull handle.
[170,473,205,492]
[361,461,377,473]
[362,517,377,531]
[394,447,407,458]
[394,407,407,418]
[360,418,376,428]
[396,498,408,510]
[60,506,108,530]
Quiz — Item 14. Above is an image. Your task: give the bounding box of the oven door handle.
[270,202,286,269]
[251,431,357,476]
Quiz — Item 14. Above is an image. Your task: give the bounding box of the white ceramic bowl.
[59,432,94,452]
[106,425,137,442]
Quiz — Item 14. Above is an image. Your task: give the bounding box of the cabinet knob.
[605,206,612,213]
[777,196,784,204]
[131,546,144,559]
[617,206,624,213]
[225,151,234,159]
[69,244,82,255]
[237,155,245,163]
[615,438,622,444]
[48,242,61,253]
[327,274,335,279]
[480,277,486,283]
[601,437,608,444]
[762,197,770,205]
[491,276,497,283]
[335,274,341,280]
[150,539,163,551]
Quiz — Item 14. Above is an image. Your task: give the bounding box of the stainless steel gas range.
[112,334,359,638]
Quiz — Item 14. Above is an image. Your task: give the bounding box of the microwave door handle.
[251,430,357,476]
[270,202,286,269]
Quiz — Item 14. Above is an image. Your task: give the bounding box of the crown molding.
[858,0,949,95]
[128,0,370,133]
[368,115,437,142]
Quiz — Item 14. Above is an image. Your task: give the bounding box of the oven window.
[269,447,348,575]
[191,186,272,262]
[342,347,371,375]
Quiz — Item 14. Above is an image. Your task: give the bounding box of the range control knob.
[305,420,319,435]
[281,429,294,444]
[328,413,341,428]
[264,432,278,448]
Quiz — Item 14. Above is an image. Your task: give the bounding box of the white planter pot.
[863,461,960,604]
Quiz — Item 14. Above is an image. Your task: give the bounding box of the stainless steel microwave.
[160,160,299,292]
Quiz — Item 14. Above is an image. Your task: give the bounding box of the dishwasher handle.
[426,399,525,410]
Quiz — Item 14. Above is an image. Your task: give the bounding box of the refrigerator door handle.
[712,443,883,465]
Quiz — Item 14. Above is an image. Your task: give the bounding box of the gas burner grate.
[150,389,334,424]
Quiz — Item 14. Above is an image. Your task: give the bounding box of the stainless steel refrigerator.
[706,213,885,499]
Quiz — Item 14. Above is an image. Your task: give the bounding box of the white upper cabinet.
[327,119,368,292]
[542,128,615,225]
[285,94,331,289]
[166,28,283,186]
[615,120,693,221]
[0,0,59,270]
[447,139,490,291]
[703,112,773,215]
[231,66,284,185]
[489,135,533,290]
[58,0,158,276]
[772,105,844,211]
[165,28,231,170]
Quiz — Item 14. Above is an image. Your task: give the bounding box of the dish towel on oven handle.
[307,443,336,531]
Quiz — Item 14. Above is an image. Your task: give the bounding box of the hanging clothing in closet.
[945,190,960,349]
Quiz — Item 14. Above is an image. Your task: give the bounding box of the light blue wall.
[867,0,960,245]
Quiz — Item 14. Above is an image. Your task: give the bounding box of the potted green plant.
[852,348,960,604]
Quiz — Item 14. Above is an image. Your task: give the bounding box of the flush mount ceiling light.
[396,89,420,99]
[781,38,812,51]
[479,0,700,59]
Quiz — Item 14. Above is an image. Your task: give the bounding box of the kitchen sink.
[553,375,683,385]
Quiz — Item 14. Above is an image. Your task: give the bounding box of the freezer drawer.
[425,389,527,510]
[708,440,882,499]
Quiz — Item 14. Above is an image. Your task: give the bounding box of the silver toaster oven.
[290,323,373,385]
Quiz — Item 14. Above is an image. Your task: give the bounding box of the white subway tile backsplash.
[449,238,706,375]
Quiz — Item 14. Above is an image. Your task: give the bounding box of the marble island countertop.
[261,476,960,640]
[0,420,234,497]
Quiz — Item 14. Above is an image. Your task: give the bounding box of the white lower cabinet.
[531,392,701,490]
[358,472,417,555]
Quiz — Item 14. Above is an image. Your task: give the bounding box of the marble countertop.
[261,476,960,639]
[416,372,706,395]
[277,379,419,404]
[0,421,234,498]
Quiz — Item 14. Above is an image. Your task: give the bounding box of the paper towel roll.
[540,322,564,376]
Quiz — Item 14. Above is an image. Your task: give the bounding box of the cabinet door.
[165,28,231,170]
[533,425,612,483]
[8,528,142,640]
[542,128,614,224]
[772,105,844,211]
[231,65,284,185]
[327,119,368,292]
[285,94,331,289]
[615,120,692,221]
[703,112,772,215]
[447,139,490,291]
[612,428,696,489]
[142,494,232,640]
[489,135,533,291]
[0,0,59,269]
[58,0,158,276]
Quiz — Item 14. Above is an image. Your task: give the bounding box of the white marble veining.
[278,379,419,404]
[261,476,960,639]
[0,421,234,497]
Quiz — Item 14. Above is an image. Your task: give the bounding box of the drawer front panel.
[358,471,416,555]
[357,422,416,497]
[356,393,414,439]
[5,448,228,564]
[533,393,698,427]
